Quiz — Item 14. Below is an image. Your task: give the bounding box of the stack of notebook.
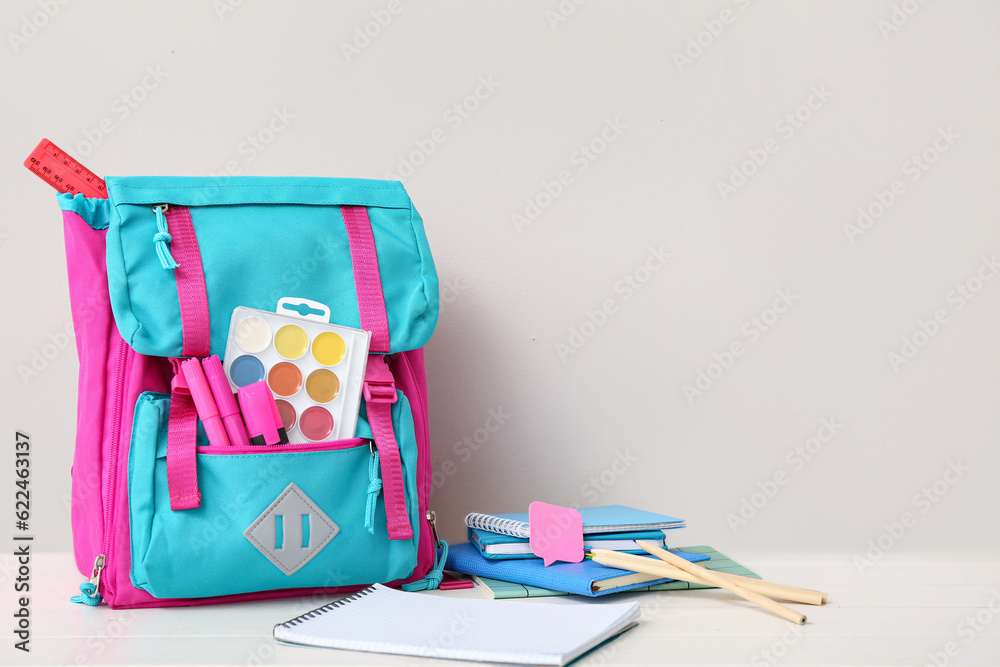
[443,505,759,598]
[271,505,773,664]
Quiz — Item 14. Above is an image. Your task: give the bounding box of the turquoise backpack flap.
[103,176,439,358]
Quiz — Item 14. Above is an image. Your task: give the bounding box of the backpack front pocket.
[127,390,420,600]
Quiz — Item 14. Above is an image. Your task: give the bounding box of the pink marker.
[202,355,251,447]
[181,358,231,448]
[238,381,288,446]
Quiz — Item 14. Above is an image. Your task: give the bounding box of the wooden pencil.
[632,541,806,624]
[589,549,827,606]
[635,542,826,604]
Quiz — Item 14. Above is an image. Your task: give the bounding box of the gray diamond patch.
[244,482,339,575]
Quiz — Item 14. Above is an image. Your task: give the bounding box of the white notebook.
[273,584,640,665]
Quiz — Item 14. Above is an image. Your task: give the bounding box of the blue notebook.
[469,528,671,560]
[445,542,709,597]
[465,505,685,539]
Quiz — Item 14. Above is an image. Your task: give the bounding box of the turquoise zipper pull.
[364,442,382,535]
[402,512,447,591]
[152,204,179,270]
[70,554,104,606]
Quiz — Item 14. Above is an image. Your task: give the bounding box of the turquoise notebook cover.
[444,542,709,597]
[485,505,685,535]
[469,528,672,560]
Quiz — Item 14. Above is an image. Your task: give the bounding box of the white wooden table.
[3,552,998,666]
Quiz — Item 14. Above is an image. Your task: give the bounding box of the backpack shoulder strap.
[163,205,210,510]
[342,205,413,540]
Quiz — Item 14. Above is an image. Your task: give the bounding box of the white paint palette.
[222,298,371,443]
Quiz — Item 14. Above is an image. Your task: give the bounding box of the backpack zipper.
[427,509,440,546]
[396,352,441,584]
[397,353,430,504]
[70,553,105,606]
[84,335,131,605]
[91,554,106,586]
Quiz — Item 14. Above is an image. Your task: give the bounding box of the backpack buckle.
[169,358,190,395]
[363,355,398,404]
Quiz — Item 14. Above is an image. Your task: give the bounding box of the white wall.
[2,0,997,557]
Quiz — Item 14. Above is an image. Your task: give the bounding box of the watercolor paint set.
[222,299,371,444]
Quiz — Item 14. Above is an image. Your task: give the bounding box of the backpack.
[56,176,442,609]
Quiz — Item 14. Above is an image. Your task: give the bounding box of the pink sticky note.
[529,502,584,566]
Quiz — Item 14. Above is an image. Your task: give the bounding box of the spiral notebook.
[273,583,640,665]
[465,505,685,538]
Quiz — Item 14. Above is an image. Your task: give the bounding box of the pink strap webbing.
[341,206,390,354]
[165,206,210,510]
[167,206,211,358]
[364,356,413,540]
[341,205,412,540]
[167,375,202,510]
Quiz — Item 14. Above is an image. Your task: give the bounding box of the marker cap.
[202,355,251,447]
[238,381,288,446]
[181,358,231,448]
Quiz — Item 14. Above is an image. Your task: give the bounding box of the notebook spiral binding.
[277,586,377,628]
[464,513,530,539]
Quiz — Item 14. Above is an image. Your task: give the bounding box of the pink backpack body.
[58,176,441,608]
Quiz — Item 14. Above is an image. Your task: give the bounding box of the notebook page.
[274,584,640,665]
